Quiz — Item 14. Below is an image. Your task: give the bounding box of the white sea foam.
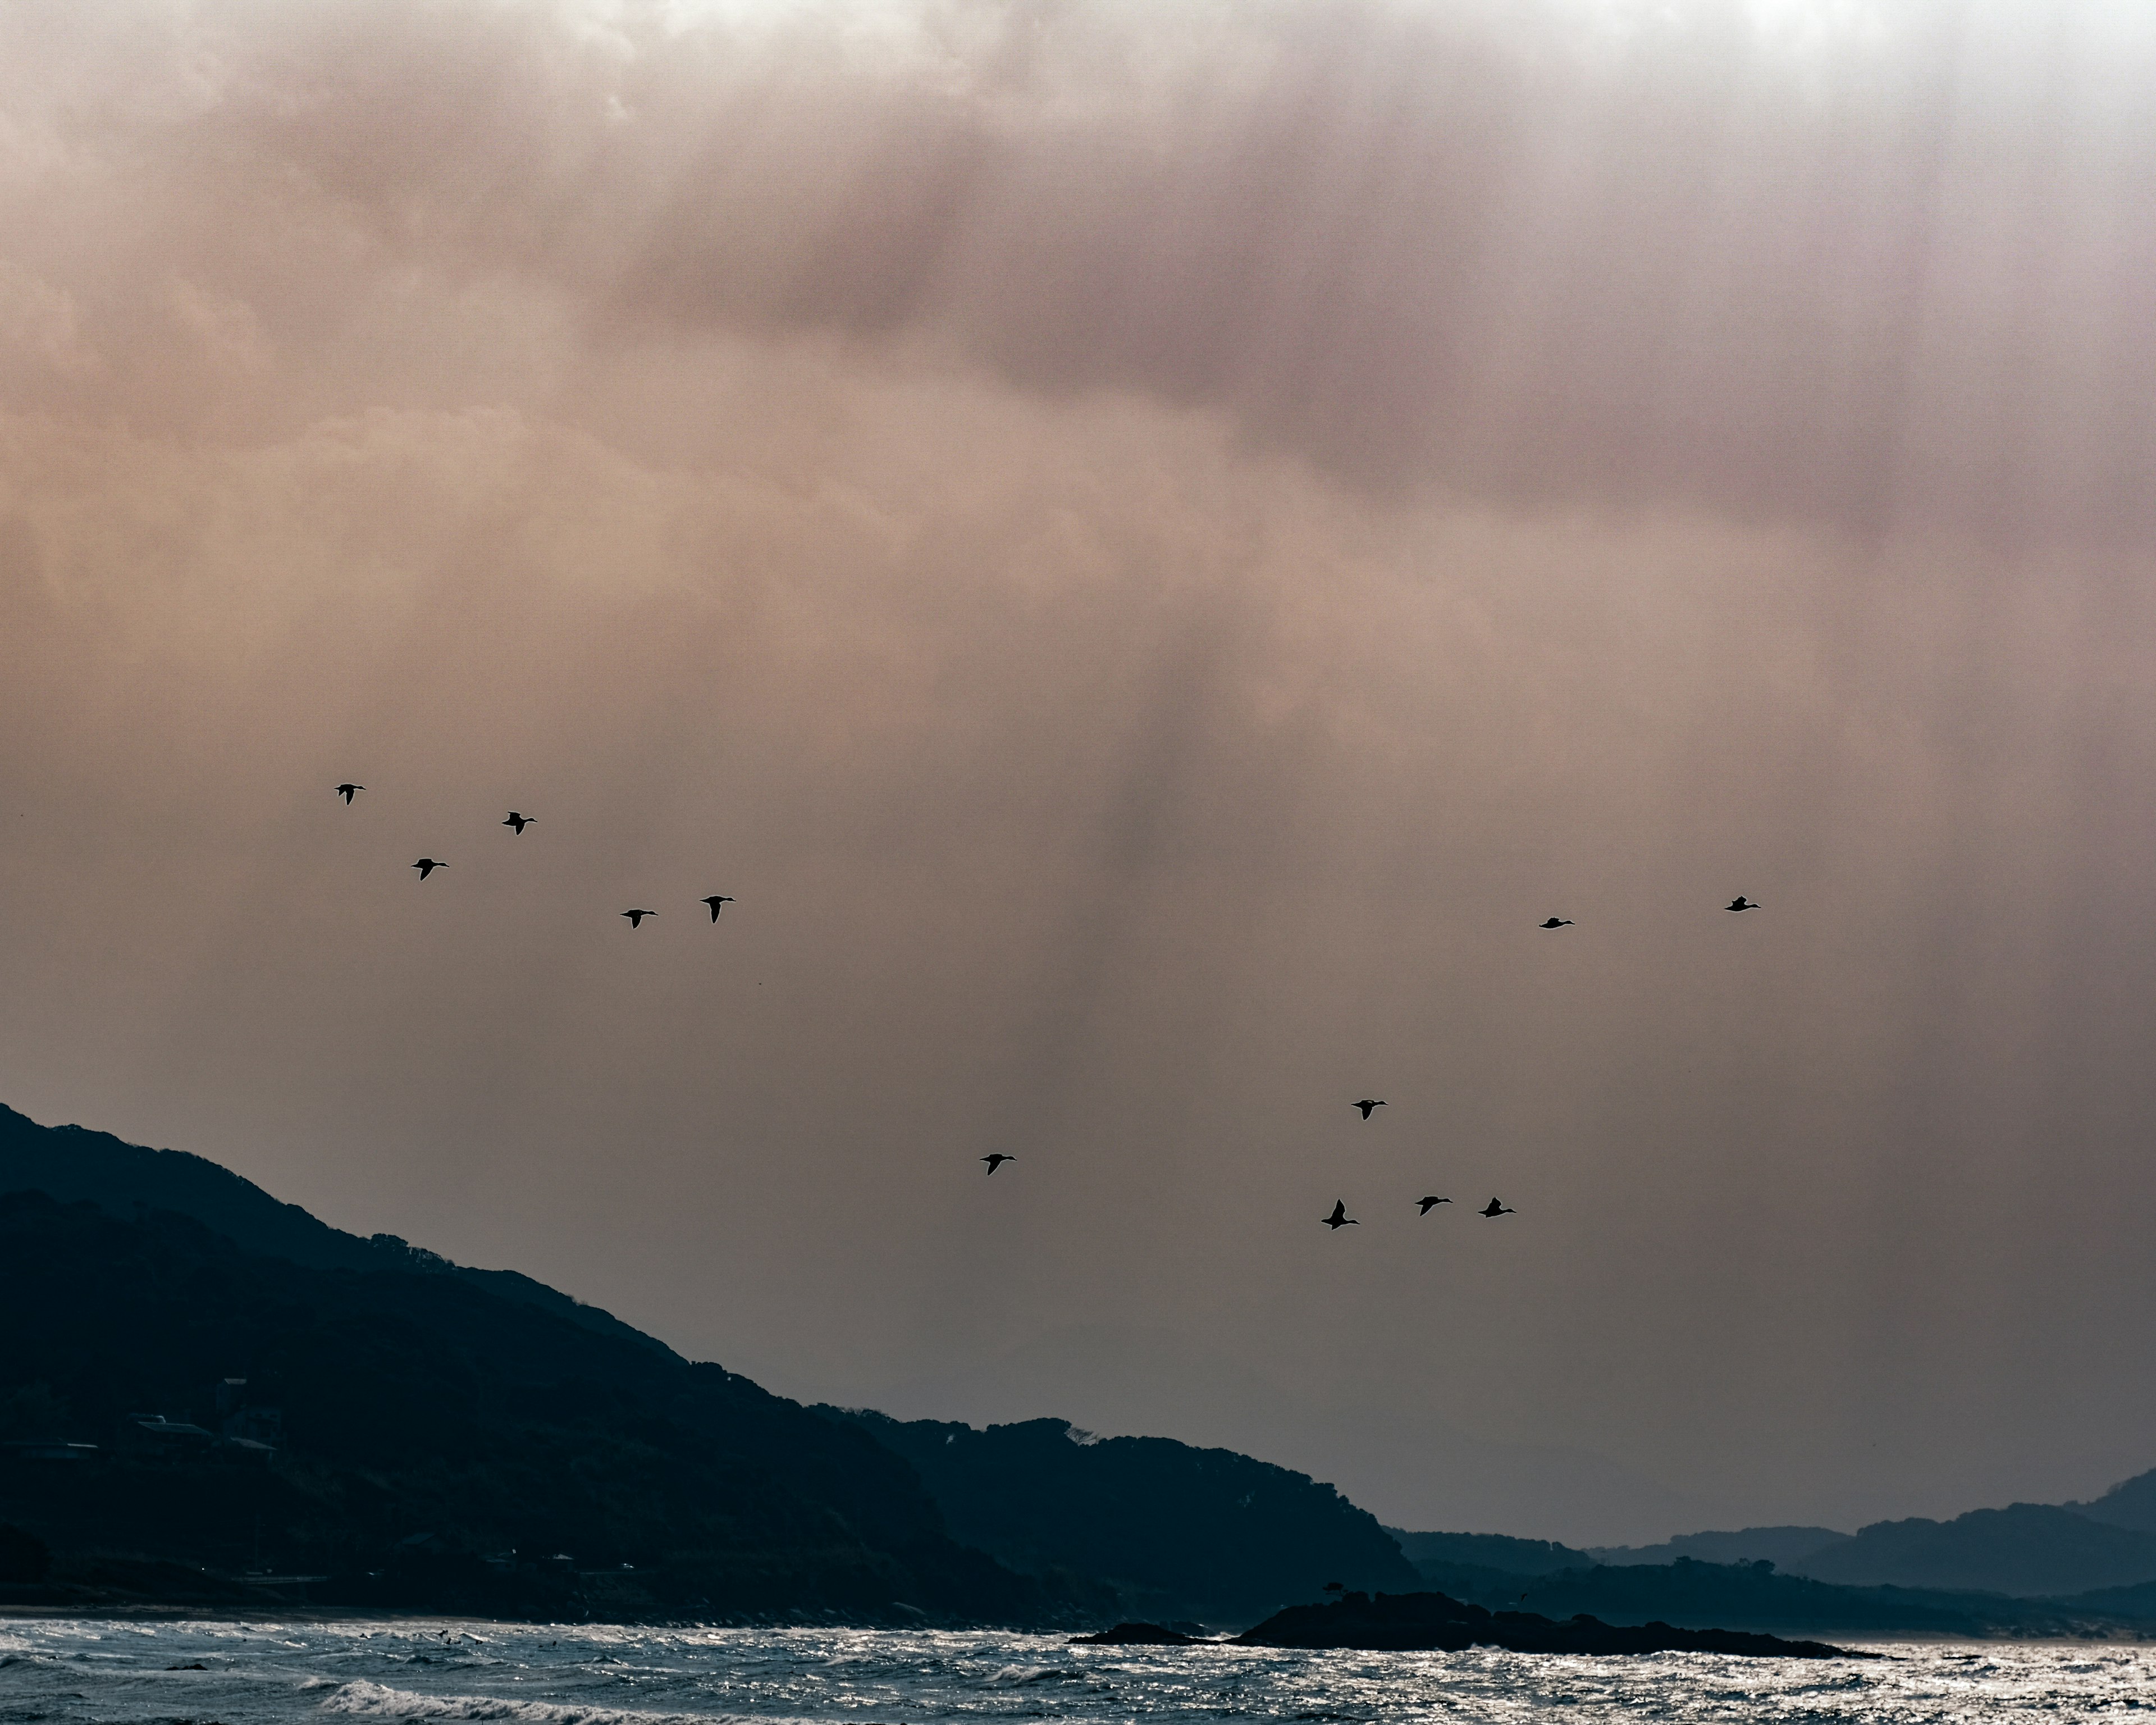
[318,1678,793,1725]
[989,1663,1085,1684]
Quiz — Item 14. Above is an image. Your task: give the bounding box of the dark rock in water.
[1071,1622,1210,1644]
[1236,1591,1872,1659]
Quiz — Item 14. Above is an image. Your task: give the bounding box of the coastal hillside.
[823,1409,1420,1624]
[0,1104,661,1354]
[2075,1468,2156,1533]
[1387,1530,1593,1576]
[0,1101,1376,1624]
[1787,1503,2156,1596]
[0,1188,1062,1620]
[1376,1545,2156,1637]
[1586,1527,1852,1569]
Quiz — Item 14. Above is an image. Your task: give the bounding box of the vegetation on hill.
[0,1192,1061,1621]
[1584,1527,1851,1569]
[2075,1468,2156,1534]
[1788,1504,2156,1596]
[1386,1528,1592,1576]
[821,1409,1419,1624]
[0,1103,661,1354]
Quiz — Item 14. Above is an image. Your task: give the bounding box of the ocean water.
[1,1619,2151,1724]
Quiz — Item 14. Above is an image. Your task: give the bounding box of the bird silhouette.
[335,783,363,804]
[1480,1198,1516,1217]
[1322,1199,1358,1230]
[701,895,735,922]
[1418,1196,1452,1215]
[1726,896,1758,912]
[503,811,534,834]
[981,1153,1015,1175]
[412,858,445,879]
[621,909,657,928]
[1354,1099,1386,1119]
[1540,916,1573,929]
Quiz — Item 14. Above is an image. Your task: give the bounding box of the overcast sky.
[6,0,2156,1545]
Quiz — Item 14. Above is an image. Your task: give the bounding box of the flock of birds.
[335,783,738,924]
[340,778,1760,1235]
[1301,897,1764,1229]
[1302,897,1762,1230]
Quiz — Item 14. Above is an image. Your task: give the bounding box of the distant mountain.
[1386,1529,1593,1577]
[1381,1526,2156,1635]
[820,1409,1420,1624]
[2073,1468,2156,1533]
[1588,1527,1851,1569]
[1463,1555,2141,1636]
[0,1188,1064,1620]
[0,1104,661,1354]
[1789,1504,2156,1596]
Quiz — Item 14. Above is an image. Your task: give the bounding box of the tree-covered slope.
[0,1191,1056,1621]
[0,1103,660,1354]
[1788,1503,2156,1596]
[821,1409,1419,1624]
[1387,1528,1593,1576]
[2076,1468,2156,1534]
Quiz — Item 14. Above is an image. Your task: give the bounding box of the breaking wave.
[319,1679,779,1725]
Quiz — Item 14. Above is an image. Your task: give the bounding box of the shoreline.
[1,1606,2137,1646]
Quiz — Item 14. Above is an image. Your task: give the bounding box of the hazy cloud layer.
[4,0,2156,1543]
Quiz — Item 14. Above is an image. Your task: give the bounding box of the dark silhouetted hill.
[1788,1503,2156,1596]
[1502,1557,2116,1635]
[1386,1528,1591,1576]
[0,1104,663,1356]
[1403,1554,2154,1637]
[0,1190,1070,1622]
[819,1409,1419,1624]
[1587,1527,1852,1569]
[2075,1467,2156,1534]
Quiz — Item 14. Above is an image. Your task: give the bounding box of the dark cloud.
[12,0,2131,536]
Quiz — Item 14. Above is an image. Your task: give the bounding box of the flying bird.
[1725,896,1758,912]
[1418,1196,1452,1215]
[335,783,363,804]
[620,909,657,928]
[412,858,445,879]
[1354,1099,1386,1119]
[701,895,736,922]
[1540,916,1573,929]
[1480,1198,1516,1217]
[1322,1200,1358,1230]
[503,811,534,834]
[981,1153,1015,1175]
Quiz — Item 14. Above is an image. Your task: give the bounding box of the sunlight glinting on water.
[4,1621,2156,1724]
